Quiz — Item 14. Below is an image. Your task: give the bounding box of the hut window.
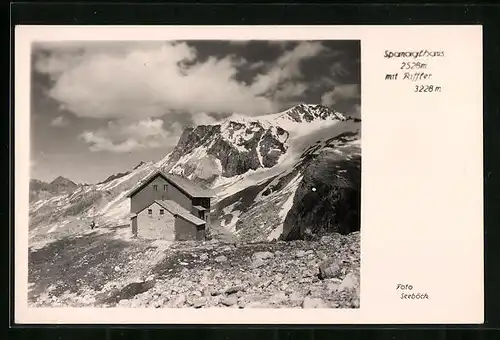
[160,209,164,215]
[153,184,158,191]
[148,209,152,215]
[164,184,168,191]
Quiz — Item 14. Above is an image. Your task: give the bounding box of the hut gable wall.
[137,202,175,240]
[130,174,192,214]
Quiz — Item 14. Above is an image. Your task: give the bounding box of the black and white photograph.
[27,39,361,309]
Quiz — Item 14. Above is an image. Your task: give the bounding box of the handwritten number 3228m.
[414,85,440,92]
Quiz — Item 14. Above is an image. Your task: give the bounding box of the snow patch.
[278,192,296,220]
[220,202,242,233]
[172,145,209,170]
[220,201,242,233]
[256,136,264,167]
[47,220,70,233]
[222,201,239,215]
[275,128,289,144]
[222,210,242,233]
[267,224,283,241]
[157,151,173,167]
[214,158,223,173]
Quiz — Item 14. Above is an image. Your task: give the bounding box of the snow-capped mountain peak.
[282,103,347,121]
[256,103,347,125]
[200,104,347,129]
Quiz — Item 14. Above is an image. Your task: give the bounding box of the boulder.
[192,297,207,308]
[250,258,266,269]
[225,285,246,295]
[270,292,287,305]
[325,278,342,292]
[244,301,273,308]
[339,272,360,291]
[295,250,306,258]
[202,287,213,297]
[273,273,284,283]
[174,294,186,307]
[302,297,328,308]
[214,255,228,263]
[221,295,238,306]
[318,258,342,280]
[252,251,274,261]
[289,292,303,305]
[320,235,334,244]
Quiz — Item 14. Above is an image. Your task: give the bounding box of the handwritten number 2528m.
[401,62,426,69]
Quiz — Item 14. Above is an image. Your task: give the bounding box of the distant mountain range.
[29,176,79,202]
[29,103,361,242]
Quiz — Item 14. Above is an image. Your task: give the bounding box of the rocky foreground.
[29,229,360,309]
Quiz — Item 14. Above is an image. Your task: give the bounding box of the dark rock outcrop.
[280,153,361,241]
[167,120,289,178]
[259,127,288,167]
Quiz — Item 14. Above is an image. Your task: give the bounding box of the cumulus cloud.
[329,60,351,79]
[250,41,325,97]
[50,115,69,127]
[321,84,360,106]
[34,40,331,152]
[79,118,183,153]
[191,112,219,126]
[34,41,279,119]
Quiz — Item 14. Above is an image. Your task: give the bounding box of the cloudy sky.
[30,40,360,184]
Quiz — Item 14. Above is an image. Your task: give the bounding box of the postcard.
[14,25,483,324]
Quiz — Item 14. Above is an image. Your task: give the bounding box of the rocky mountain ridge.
[161,103,349,185]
